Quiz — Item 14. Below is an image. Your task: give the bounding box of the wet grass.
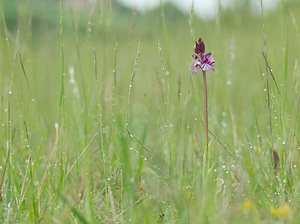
[0,1,300,223]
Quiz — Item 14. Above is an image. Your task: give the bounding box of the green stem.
[202,71,208,154]
[59,0,65,115]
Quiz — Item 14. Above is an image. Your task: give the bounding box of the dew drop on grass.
[4,108,8,112]
[226,80,232,85]
[221,121,227,128]
[129,147,133,151]
[107,177,111,181]
[32,98,35,102]
[144,157,147,161]
[8,91,12,95]
[282,140,286,145]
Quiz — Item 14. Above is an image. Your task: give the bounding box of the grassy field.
[1,0,300,223]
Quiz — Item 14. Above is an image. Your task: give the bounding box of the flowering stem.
[202,71,209,154]
[192,37,215,155]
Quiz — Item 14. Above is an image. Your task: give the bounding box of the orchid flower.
[191,37,215,154]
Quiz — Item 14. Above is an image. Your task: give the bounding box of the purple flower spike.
[200,52,215,72]
[194,38,205,55]
[191,37,215,75]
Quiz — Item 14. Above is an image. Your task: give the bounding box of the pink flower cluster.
[191,38,215,75]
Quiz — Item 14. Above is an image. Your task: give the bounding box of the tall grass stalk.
[59,0,65,119]
[125,42,140,127]
[0,0,9,48]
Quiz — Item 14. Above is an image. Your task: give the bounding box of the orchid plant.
[191,38,215,153]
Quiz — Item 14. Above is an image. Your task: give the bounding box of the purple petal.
[200,52,215,72]
[191,56,201,75]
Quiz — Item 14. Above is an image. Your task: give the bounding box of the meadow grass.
[0,1,300,223]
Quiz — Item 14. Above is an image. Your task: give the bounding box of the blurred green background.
[1,0,300,223]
